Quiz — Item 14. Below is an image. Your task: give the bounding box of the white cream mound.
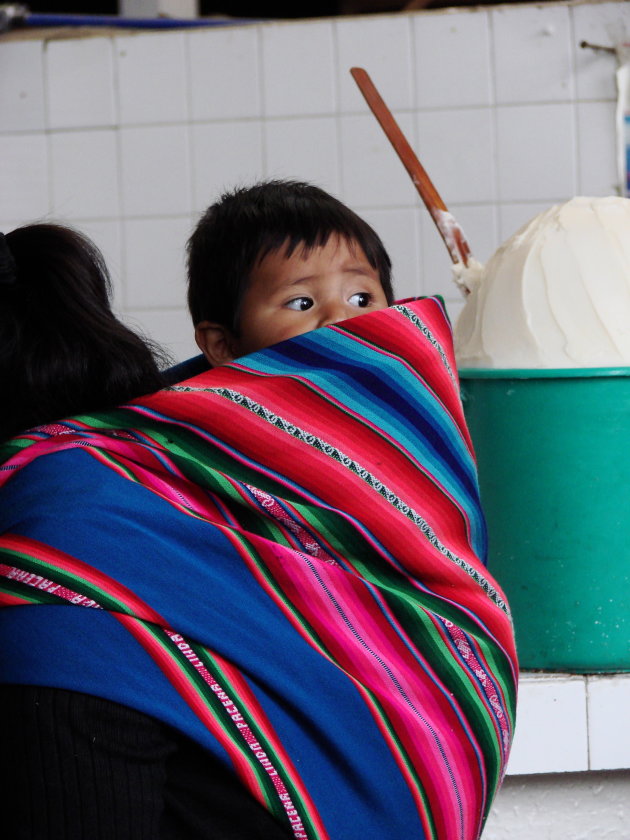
[454,196,630,369]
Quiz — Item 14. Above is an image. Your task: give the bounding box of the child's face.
[229,234,389,359]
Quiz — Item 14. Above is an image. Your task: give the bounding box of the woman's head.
[1,223,169,440]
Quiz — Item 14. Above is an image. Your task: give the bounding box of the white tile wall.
[190,121,264,212]
[451,202,500,263]
[46,37,116,129]
[576,100,619,195]
[507,674,589,775]
[50,129,120,219]
[0,41,46,132]
[497,201,550,241]
[261,21,336,117]
[264,116,340,194]
[502,672,630,776]
[415,108,496,204]
[116,32,189,125]
[336,15,413,113]
[120,124,192,216]
[0,133,49,222]
[188,25,261,120]
[340,111,419,207]
[421,216,462,303]
[123,216,192,309]
[495,103,577,201]
[587,675,630,771]
[492,3,574,104]
[413,10,493,108]
[1,0,629,360]
[124,306,198,363]
[573,0,630,100]
[361,206,422,300]
[0,219,23,235]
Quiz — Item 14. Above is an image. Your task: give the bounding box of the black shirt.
[1,684,292,839]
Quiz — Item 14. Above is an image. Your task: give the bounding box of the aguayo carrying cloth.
[0,298,517,840]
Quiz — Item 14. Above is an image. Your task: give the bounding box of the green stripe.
[0,578,61,606]
[208,652,319,833]
[141,621,319,835]
[0,547,135,615]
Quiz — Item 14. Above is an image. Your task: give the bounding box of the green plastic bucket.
[459,367,630,673]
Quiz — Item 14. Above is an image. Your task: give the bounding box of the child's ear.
[195,321,237,367]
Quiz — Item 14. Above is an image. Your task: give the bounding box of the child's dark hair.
[187,179,394,331]
[0,223,170,441]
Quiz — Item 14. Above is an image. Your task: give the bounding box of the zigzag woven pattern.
[0,297,517,840]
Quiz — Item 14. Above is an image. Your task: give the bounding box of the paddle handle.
[350,67,472,267]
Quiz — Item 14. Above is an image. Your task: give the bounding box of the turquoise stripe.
[241,330,486,556]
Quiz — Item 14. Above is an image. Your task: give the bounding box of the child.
[186,179,395,366]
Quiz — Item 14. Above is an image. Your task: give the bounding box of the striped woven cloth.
[0,297,517,840]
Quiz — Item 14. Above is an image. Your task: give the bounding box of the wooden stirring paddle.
[350,67,473,273]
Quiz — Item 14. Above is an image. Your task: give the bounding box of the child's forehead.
[247,237,381,296]
[256,233,365,265]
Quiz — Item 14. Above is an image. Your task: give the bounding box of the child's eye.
[285,296,314,311]
[349,292,371,308]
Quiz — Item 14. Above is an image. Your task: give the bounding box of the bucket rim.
[458,366,630,380]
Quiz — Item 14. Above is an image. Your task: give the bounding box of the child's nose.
[318,301,353,328]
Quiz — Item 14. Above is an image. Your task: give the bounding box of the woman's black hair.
[0,223,170,441]
[187,179,394,332]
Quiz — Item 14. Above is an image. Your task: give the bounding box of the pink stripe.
[237,539,481,840]
[1,534,164,623]
[0,563,103,609]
